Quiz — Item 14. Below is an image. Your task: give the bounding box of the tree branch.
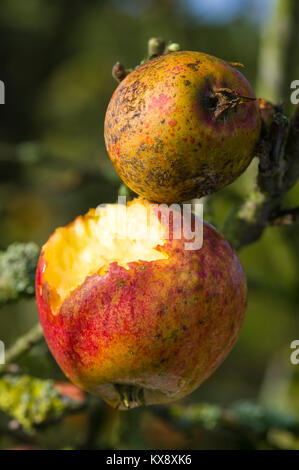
[0,374,86,432]
[223,102,299,250]
[155,400,299,449]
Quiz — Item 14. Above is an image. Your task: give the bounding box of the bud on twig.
[148,37,165,58]
[112,62,127,83]
[166,42,181,53]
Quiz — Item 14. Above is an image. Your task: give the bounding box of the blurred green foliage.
[0,0,298,450]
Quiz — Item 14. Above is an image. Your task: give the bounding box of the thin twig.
[0,323,44,375]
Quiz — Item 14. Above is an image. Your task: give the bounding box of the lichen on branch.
[157,401,299,449]
[0,242,39,305]
[0,374,85,432]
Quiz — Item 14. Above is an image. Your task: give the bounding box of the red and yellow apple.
[104,51,261,203]
[36,198,247,409]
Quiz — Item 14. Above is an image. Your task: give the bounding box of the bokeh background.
[0,0,299,450]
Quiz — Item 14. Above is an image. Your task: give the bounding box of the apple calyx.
[211,87,256,119]
[114,384,145,410]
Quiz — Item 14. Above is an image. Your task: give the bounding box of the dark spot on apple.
[160,358,168,364]
[187,61,201,71]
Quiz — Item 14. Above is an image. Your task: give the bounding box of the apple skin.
[104,50,261,203]
[36,205,247,409]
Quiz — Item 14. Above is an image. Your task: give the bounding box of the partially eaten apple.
[36,198,247,409]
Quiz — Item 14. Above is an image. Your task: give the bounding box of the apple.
[104,51,261,203]
[36,198,247,409]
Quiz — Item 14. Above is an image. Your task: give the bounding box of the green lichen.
[0,375,67,430]
[230,400,299,434]
[171,403,222,430]
[0,243,39,305]
[169,400,299,440]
